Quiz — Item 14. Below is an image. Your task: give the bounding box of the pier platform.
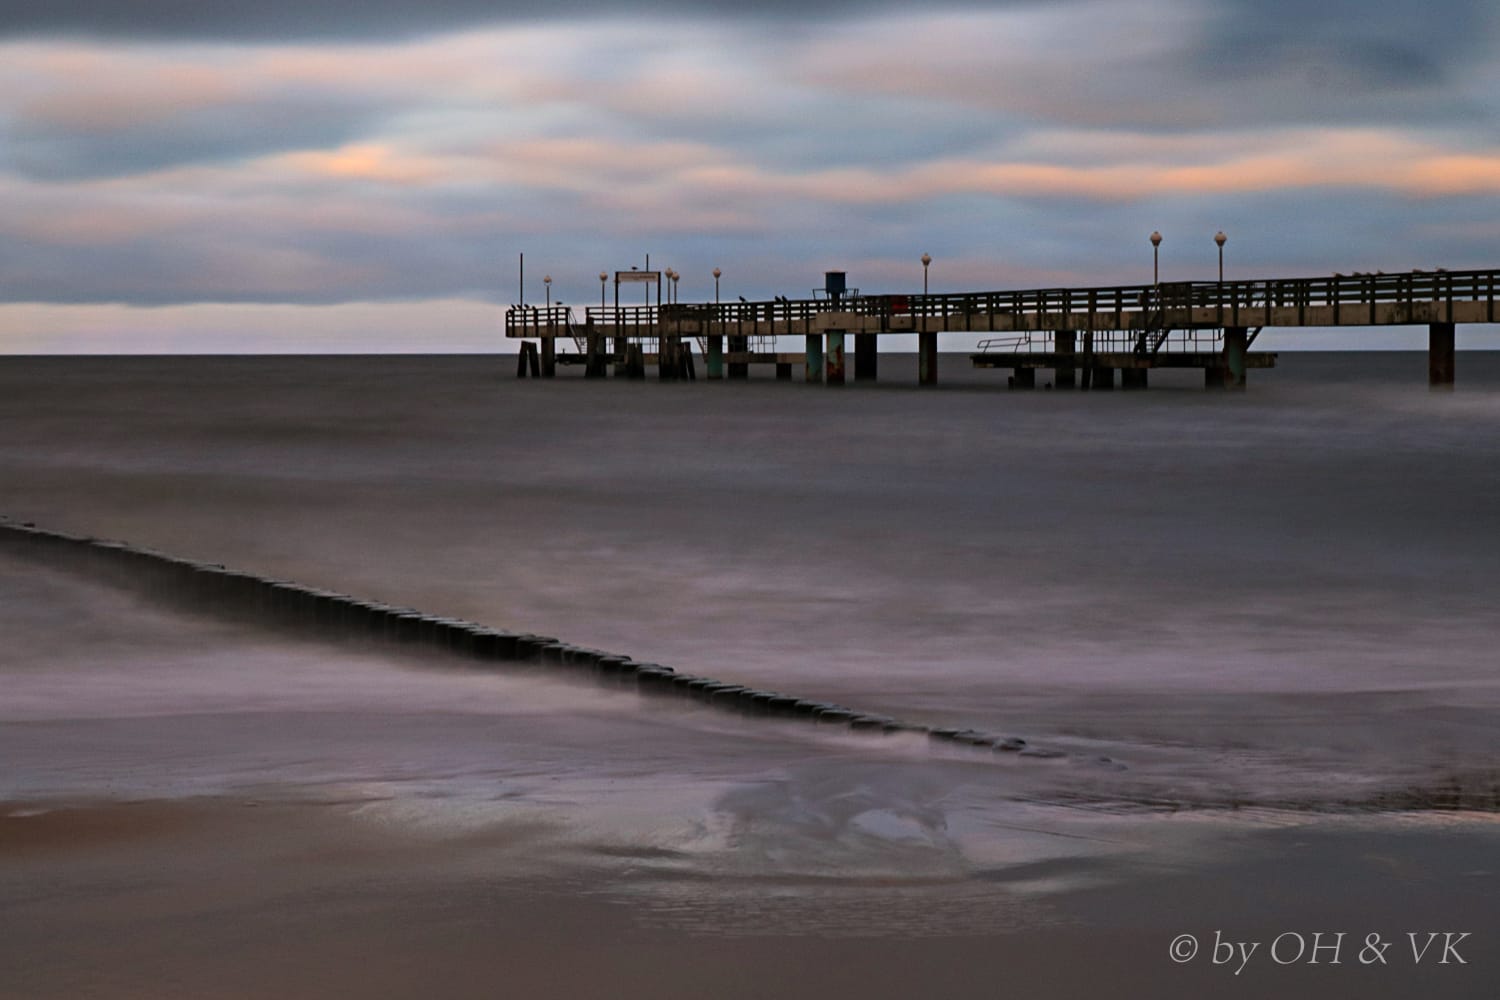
[507,267,1497,389]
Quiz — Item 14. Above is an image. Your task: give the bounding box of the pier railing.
[510,268,1500,339]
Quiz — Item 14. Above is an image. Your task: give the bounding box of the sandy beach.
[3,797,1496,999]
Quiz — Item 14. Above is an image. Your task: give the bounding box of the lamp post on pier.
[1214,230,1227,282]
[921,252,931,295]
[713,267,721,304]
[1149,232,1162,290]
[599,272,607,311]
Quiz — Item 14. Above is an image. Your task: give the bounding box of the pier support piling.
[1223,326,1248,390]
[826,331,845,386]
[1090,366,1114,390]
[516,341,541,378]
[1054,330,1076,389]
[918,331,938,386]
[1121,368,1148,390]
[1429,322,1455,388]
[854,333,878,381]
[541,339,556,378]
[585,325,605,379]
[775,362,793,380]
[805,334,824,384]
[707,335,724,380]
[729,334,748,380]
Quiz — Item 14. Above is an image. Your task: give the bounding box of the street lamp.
[544,274,552,308]
[599,271,607,311]
[713,267,721,304]
[1149,232,1162,289]
[1214,231,1227,282]
[671,270,680,304]
[921,252,932,295]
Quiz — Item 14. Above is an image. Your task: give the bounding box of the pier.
[506,267,1500,389]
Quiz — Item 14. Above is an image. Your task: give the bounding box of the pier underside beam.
[1429,322,1455,388]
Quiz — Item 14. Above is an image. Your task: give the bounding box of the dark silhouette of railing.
[508,268,1499,339]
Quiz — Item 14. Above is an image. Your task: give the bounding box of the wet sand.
[3,798,1496,1000]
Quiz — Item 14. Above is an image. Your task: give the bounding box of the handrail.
[508,267,1498,338]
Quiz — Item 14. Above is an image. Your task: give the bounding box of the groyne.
[0,517,1061,761]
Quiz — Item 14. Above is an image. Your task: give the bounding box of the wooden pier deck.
[506,267,1498,388]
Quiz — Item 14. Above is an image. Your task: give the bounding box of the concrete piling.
[728,333,748,380]
[805,334,823,384]
[1429,322,1455,388]
[1223,326,1248,390]
[854,333,878,381]
[1054,330,1076,389]
[918,331,937,386]
[826,331,845,386]
[707,335,724,379]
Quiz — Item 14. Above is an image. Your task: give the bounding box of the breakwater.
[0,517,1063,761]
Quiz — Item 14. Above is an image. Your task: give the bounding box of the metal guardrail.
[509,268,1499,338]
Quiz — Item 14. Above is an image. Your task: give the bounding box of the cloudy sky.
[2,0,1498,352]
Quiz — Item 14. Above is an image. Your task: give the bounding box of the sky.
[1,0,1498,352]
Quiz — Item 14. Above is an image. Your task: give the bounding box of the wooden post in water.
[541,337,555,378]
[1429,322,1455,388]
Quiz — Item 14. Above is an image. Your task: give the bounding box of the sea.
[2,351,1498,938]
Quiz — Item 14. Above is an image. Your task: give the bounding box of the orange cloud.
[279,145,451,186]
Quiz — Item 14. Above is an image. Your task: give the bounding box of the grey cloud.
[1199,0,1494,90]
[4,99,388,180]
[0,0,1045,42]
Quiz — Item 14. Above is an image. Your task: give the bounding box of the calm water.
[2,352,1498,917]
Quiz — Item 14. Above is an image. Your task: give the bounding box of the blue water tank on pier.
[825,271,846,303]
